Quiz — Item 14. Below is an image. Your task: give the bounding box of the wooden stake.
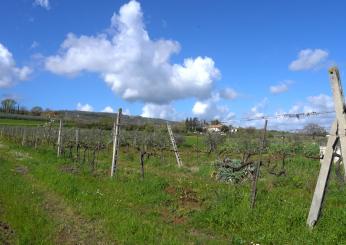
[110,108,122,177]
[57,119,63,157]
[21,128,26,146]
[250,119,268,208]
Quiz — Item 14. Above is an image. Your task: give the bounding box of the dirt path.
[1,142,115,245]
[30,177,112,245]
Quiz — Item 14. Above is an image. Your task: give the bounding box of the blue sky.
[0,0,345,129]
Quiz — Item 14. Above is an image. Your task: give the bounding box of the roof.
[208,124,223,128]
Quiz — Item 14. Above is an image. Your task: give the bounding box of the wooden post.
[57,119,63,157]
[110,108,122,177]
[167,123,183,167]
[250,119,268,208]
[196,133,199,165]
[21,128,26,146]
[75,128,80,162]
[307,67,346,228]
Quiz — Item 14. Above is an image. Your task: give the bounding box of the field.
[1,119,346,244]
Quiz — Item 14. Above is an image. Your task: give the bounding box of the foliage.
[214,158,255,183]
[1,99,17,113]
[204,132,226,154]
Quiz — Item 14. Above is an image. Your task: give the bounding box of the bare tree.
[302,123,327,139]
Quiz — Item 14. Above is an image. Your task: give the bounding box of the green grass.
[1,137,346,244]
[0,149,56,244]
[0,118,76,128]
[0,118,45,126]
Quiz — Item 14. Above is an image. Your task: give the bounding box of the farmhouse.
[207,124,223,132]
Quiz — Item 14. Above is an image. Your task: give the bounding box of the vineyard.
[1,115,346,244]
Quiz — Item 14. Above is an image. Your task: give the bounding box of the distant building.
[230,127,238,133]
[207,124,223,133]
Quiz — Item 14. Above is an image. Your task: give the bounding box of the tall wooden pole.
[307,67,346,228]
[111,108,122,177]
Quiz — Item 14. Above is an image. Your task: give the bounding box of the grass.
[0,148,56,244]
[0,118,45,127]
[0,136,346,244]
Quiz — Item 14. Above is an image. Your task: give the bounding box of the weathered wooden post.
[110,108,122,177]
[57,119,63,157]
[21,128,26,146]
[307,67,346,228]
[167,123,183,167]
[250,119,268,208]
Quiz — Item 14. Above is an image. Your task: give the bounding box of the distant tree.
[1,99,17,113]
[19,106,29,115]
[185,118,189,132]
[302,123,327,139]
[211,119,221,125]
[31,106,43,116]
[204,132,225,154]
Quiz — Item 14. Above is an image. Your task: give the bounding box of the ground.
[0,133,346,244]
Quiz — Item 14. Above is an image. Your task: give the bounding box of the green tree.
[1,99,17,113]
[211,119,221,125]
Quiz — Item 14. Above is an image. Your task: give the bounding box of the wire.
[220,110,335,123]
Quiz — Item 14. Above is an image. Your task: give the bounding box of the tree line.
[0,98,48,116]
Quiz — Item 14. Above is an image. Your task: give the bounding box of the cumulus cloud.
[34,0,50,9]
[269,80,293,94]
[0,43,32,88]
[289,49,328,71]
[192,93,235,121]
[77,102,93,112]
[102,106,114,113]
[45,0,220,106]
[141,103,176,120]
[220,88,238,100]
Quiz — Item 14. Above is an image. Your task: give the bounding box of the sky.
[0,0,345,130]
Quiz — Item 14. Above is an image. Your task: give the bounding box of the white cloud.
[289,49,328,71]
[77,102,93,112]
[192,93,235,121]
[0,43,32,88]
[102,106,114,113]
[270,83,288,94]
[303,94,334,113]
[141,103,176,120]
[45,0,220,104]
[220,88,238,100]
[193,101,209,115]
[269,80,293,94]
[34,0,50,9]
